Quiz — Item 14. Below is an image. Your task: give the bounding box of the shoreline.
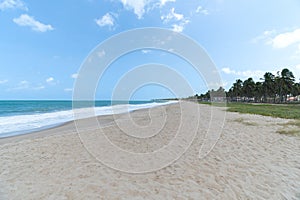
[0,111,122,145]
[0,101,177,144]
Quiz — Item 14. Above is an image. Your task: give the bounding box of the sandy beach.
[0,101,299,199]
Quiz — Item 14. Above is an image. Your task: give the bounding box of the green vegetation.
[277,129,300,136]
[226,103,300,119]
[199,101,226,107]
[200,101,300,136]
[192,68,300,104]
[199,101,300,136]
[277,120,300,136]
[233,117,258,126]
[193,67,300,136]
[199,101,300,119]
[286,120,300,127]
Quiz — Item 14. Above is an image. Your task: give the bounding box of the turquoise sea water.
[0,100,172,138]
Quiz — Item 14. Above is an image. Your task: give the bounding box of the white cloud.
[172,24,183,33]
[64,88,73,92]
[95,13,115,28]
[222,67,234,74]
[271,28,300,49]
[161,7,189,33]
[254,29,300,62]
[46,77,54,83]
[119,0,149,19]
[196,6,209,15]
[71,73,78,79]
[172,19,189,32]
[141,49,151,54]
[0,0,27,11]
[9,80,45,91]
[160,7,189,33]
[34,85,45,90]
[254,28,300,49]
[13,14,54,32]
[161,8,183,23]
[290,44,300,60]
[251,30,276,44]
[221,67,270,80]
[159,0,175,7]
[0,79,8,84]
[222,66,299,81]
[117,0,177,18]
[46,77,58,85]
[264,30,276,36]
[18,80,29,89]
[97,50,106,57]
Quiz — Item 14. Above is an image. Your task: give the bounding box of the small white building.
[287,95,300,102]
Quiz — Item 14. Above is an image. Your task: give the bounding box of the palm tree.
[232,79,243,101]
[262,72,275,103]
[279,68,295,102]
[291,82,300,98]
[242,78,255,101]
[198,68,298,103]
[254,81,263,102]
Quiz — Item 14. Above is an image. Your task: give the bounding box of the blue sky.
[0,0,300,100]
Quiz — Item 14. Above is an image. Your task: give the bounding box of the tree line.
[194,68,300,103]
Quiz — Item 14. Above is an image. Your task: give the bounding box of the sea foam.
[0,101,176,138]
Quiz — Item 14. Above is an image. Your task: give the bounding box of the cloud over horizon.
[8,80,45,91]
[221,67,274,80]
[0,79,8,84]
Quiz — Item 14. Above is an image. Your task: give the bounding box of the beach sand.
[0,101,299,199]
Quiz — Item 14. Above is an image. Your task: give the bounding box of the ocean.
[0,100,174,138]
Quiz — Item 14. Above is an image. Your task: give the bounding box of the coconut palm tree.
[262,72,275,103]
[232,79,243,101]
[292,82,300,96]
[242,78,255,101]
[254,81,263,102]
[279,68,295,102]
